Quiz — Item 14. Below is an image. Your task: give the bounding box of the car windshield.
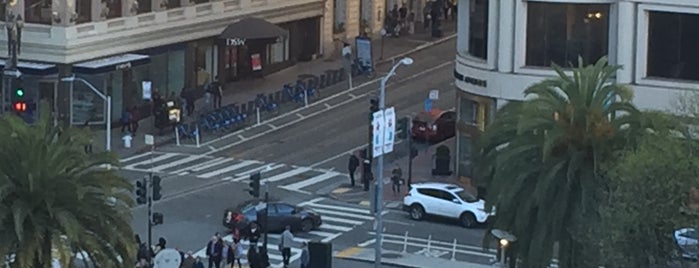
[681,229,699,239]
[455,190,478,203]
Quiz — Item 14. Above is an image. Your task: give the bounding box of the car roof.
[411,182,463,192]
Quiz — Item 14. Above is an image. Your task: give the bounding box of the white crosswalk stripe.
[119,152,349,195]
[192,198,380,267]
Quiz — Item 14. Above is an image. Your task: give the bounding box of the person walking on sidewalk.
[210,76,223,109]
[391,164,404,194]
[245,222,262,246]
[206,234,223,268]
[120,108,132,133]
[348,153,359,187]
[232,239,244,268]
[362,159,373,191]
[247,247,260,268]
[299,242,309,268]
[129,105,140,135]
[280,225,294,268]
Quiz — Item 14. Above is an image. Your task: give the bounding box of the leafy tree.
[588,129,699,268]
[475,57,663,267]
[0,105,136,267]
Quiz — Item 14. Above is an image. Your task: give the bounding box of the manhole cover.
[382,253,402,259]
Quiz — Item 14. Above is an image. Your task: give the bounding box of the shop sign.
[226,38,246,46]
[251,53,262,71]
[115,62,131,70]
[454,70,487,88]
[142,81,152,100]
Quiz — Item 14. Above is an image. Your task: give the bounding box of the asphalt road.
[120,38,490,267]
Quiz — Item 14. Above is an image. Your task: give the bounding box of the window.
[526,3,609,67]
[436,190,457,201]
[469,0,489,59]
[138,0,152,14]
[25,0,52,24]
[75,0,92,23]
[104,0,123,19]
[275,204,295,215]
[459,97,478,125]
[417,189,440,199]
[647,11,699,81]
[455,190,477,203]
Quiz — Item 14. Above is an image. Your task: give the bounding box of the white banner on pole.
[372,110,385,157]
[383,107,396,154]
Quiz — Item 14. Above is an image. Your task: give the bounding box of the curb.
[334,255,418,268]
[123,33,456,158]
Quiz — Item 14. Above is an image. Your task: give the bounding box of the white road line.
[358,239,376,247]
[190,158,236,172]
[318,224,352,232]
[279,172,341,192]
[303,202,372,215]
[321,233,343,243]
[229,164,285,182]
[197,160,260,179]
[268,123,278,129]
[308,230,338,237]
[150,155,208,172]
[119,151,153,163]
[238,134,246,140]
[324,103,332,108]
[261,167,312,183]
[309,144,367,168]
[296,113,304,119]
[348,93,357,98]
[202,61,452,155]
[310,208,375,221]
[170,157,228,174]
[321,216,363,225]
[297,197,325,207]
[122,153,180,169]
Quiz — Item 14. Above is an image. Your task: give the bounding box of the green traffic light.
[15,88,23,97]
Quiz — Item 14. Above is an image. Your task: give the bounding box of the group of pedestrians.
[204,233,245,268]
[347,150,405,194]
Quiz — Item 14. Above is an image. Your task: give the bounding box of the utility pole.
[2,2,23,115]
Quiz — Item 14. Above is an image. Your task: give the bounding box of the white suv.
[402,183,493,228]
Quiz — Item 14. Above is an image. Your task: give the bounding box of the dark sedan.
[223,201,322,233]
[411,110,456,143]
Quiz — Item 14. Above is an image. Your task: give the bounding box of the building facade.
[1,0,419,125]
[454,0,699,178]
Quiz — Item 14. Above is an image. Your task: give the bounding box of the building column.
[91,0,106,21]
[497,0,514,72]
[51,0,76,26]
[322,0,335,57]
[456,0,469,54]
[122,0,138,17]
[181,0,193,7]
[616,1,634,84]
[345,0,361,39]
[152,0,167,12]
[369,0,385,34]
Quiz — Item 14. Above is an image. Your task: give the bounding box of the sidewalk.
[329,137,476,208]
[92,21,457,159]
[334,247,496,268]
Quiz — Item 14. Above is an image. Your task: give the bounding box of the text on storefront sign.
[226,38,247,46]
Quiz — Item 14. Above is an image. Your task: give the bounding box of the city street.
[119,38,491,267]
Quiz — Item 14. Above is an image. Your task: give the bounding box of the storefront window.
[267,39,288,64]
[459,97,478,125]
[168,50,185,93]
[469,0,488,59]
[25,0,52,24]
[647,11,699,81]
[71,74,107,125]
[75,0,92,23]
[526,3,609,67]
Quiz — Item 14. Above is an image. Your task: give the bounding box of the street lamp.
[491,229,517,267]
[60,75,112,152]
[373,57,413,268]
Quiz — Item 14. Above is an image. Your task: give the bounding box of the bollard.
[426,235,432,253]
[175,126,180,146]
[194,126,200,148]
[451,239,457,261]
[304,91,308,107]
[256,107,261,125]
[402,231,409,253]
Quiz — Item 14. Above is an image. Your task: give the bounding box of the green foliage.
[0,103,135,267]
[588,129,699,268]
[475,57,664,267]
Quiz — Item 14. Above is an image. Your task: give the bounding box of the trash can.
[309,241,332,268]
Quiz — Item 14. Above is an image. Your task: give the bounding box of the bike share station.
[172,36,378,149]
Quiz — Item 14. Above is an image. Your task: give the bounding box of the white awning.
[74,53,149,69]
[0,59,55,70]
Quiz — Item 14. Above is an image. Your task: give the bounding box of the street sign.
[372,110,385,158]
[429,89,439,100]
[424,98,432,112]
[383,107,396,154]
[3,69,21,78]
[142,81,152,100]
[144,134,154,146]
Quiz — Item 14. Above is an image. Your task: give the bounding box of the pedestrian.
[299,242,309,268]
[247,247,260,268]
[153,237,167,256]
[279,225,294,268]
[193,256,205,268]
[423,4,431,30]
[233,239,244,268]
[222,241,233,268]
[205,234,223,268]
[211,76,223,109]
[130,105,140,135]
[181,251,196,268]
[362,159,372,191]
[83,120,93,154]
[246,222,261,246]
[407,12,416,35]
[391,164,403,194]
[348,153,359,187]
[120,108,132,133]
[122,132,133,149]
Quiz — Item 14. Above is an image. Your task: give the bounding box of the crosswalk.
[192,197,384,268]
[119,151,348,195]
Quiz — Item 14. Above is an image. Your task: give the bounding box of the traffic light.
[135,179,147,205]
[396,117,409,140]
[369,97,379,113]
[152,212,164,225]
[152,176,162,201]
[12,87,26,113]
[248,172,261,198]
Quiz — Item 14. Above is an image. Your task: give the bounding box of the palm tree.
[0,105,136,268]
[475,57,661,267]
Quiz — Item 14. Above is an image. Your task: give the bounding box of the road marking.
[297,197,324,207]
[324,103,332,108]
[202,61,452,155]
[358,239,376,247]
[309,208,375,220]
[318,224,352,232]
[197,160,260,179]
[303,202,372,215]
[309,144,367,168]
[150,155,208,172]
[348,93,357,98]
[261,167,311,183]
[383,219,414,226]
[321,216,363,225]
[119,151,156,163]
[179,157,235,174]
[122,153,179,169]
[296,113,304,119]
[332,187,351,194]
[267,123,278,129]
[308,230,338,237]
[321,233,343,243]
[335,247,363,258]
[279,172,341,192]
[238,134,246,140]
[359,201,370,206]
[229,164,285,182]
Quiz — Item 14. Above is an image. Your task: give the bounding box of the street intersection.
[120,39,493,267]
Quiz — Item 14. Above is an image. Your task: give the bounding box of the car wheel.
[460,213,476,228]
[300,219,314,233]
[409,205,425,221]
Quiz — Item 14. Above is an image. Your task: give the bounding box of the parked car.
[223,201,322,233]
[411,110,456,143]
[675,228,699,260]
[402,182,494,228]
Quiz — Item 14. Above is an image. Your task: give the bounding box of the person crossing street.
[348,153,359,187]
[279,225,295,268]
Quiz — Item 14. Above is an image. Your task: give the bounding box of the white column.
[52,0,75,25]
[91,0,104,22]
[345,0,361,39]
[153,0,166,12]
[456,0,469,55]
[181,0,193,7]
[122,0,137,17]
[322,0,334,56]
[497,0,514,73]
[616,1,635,84]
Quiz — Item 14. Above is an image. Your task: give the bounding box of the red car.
[411,110,456,143]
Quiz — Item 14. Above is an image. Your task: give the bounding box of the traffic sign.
[371,110,385,158]
[424,98,432,112]
[3,69,21,78]
[383,107,396,154]
[429,89,439,100]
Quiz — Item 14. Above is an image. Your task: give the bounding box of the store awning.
[0,59,57,75]
[220,17,288,42]
[73,53,150,74]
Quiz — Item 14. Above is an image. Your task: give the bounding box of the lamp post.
[491,229,517,267]
[60,75,112,152]
[373,57,413,268]
[3,4,24,115]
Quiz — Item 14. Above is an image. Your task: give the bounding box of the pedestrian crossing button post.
[152,212,164,225]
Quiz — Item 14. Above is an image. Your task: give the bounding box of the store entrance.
[224,45,251,81]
